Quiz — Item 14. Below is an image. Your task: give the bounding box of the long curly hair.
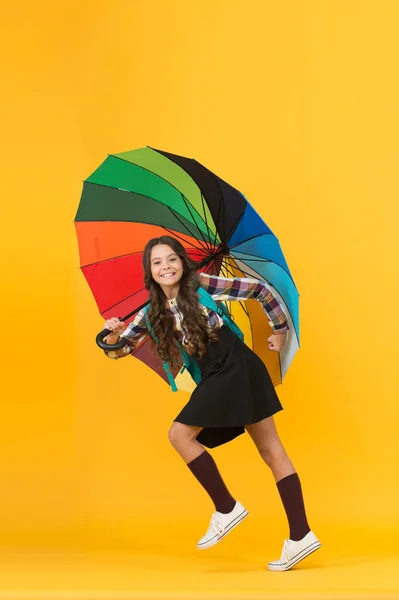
[143,236,219,364]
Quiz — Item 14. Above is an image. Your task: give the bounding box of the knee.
[258,444,287,467]
[168,422,197,450]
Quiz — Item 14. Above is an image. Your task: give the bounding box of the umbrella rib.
[112,154,215,238]
[219,265,272,379]
[180,190,212,246]
[101,287,148,317]
[230,251,298,290]
[200,191,218,249]
[201,165,226,242]
[220,259,250,317]
[229,232,273,250]
[80,179,212,247]
[224,260,273,301]
[213,189,223,243]
[160,225,213,253]
[139,152,222,247]
[223,250,259,340]
[81,249,144,269]
[222,259,288,382]
[224,211,245,243]
[230,256,291,384]
[76,218,211,255]
[231,255,272,263]
[121,299,150,321]
[225,258,268,318]
[166,204,210,252]
[80,233,210,269]
[178,193,212,252]
[236,258,296,337]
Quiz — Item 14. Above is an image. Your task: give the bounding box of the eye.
[170,257,177,262]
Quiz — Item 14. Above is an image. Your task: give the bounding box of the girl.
[103,236,321,571]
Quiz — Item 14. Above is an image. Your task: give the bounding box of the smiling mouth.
[161,272,176,278]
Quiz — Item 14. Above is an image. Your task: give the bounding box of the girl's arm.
[104,308,148,359]
[199,272,289,334]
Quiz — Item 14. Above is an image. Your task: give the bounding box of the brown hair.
[142,236,218,363]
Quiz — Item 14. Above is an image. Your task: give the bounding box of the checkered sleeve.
[104,308,148,359]
[199,272,289,334]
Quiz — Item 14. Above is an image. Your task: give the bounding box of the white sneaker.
[197,501,248,550]
[268,530,321,571]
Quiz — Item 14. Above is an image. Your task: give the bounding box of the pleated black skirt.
[174,325,283,448]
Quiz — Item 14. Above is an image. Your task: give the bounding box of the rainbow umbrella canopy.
[74,147,299,391]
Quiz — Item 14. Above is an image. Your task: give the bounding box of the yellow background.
[1,1,399,598]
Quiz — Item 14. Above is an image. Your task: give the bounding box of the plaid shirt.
[105,272,289,359]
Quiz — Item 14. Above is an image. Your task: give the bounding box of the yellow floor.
[0,524,398,600]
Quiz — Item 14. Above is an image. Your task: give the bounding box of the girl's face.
[150,244,183,290]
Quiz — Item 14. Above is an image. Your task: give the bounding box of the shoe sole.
[197,508,249,550]
[268,540,322,571]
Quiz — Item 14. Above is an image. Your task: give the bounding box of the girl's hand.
[268,332,287,352]
[104,317,125,337]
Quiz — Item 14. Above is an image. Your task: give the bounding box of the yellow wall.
[1,0,399,550]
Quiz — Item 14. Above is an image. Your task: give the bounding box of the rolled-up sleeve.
[104,309,148,359]
[199,272,289,334]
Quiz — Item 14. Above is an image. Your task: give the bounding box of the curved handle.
[96,299,150,352]
[96,329,127,351]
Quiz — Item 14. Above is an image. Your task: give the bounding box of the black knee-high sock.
[187,451,236,514]
[276,472,311,541]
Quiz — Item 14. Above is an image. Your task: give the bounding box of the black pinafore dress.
[174,325,283,448]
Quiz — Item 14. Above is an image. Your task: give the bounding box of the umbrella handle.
[96,300,151,351]
[96,329,128,351]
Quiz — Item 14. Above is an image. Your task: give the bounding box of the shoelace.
[209,513,225,535]
[281,539,294,563]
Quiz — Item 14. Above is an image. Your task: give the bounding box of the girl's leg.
[167,421,204,464]
[245,416,311,541]
[168,422,236,513]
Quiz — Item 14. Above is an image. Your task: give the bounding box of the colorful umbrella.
[74,147,299,391]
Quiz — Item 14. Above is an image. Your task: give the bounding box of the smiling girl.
[102,235,321,571]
